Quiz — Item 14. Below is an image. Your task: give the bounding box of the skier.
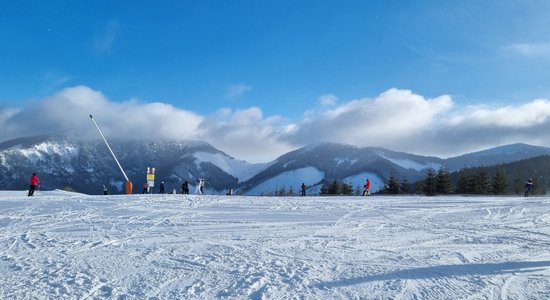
[363,178,371,196]
[142,182,149,194]
[103,185,109,195]
[199,178,205,194]
[195,178,205,194]
[181,181,189,194]
[159,181,165,194]
[28,173,40,196]
[301,182,307,196]
[524,178,533,197]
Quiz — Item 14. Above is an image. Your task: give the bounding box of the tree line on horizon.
[381,155,550,196]
[264,155,550,197]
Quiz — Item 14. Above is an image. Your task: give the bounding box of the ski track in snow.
[0,193,549,299]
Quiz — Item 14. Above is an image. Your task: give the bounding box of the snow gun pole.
[89,114,133,194]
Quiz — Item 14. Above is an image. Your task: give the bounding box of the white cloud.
[197,107,295,162]
[285,89,550,158]
[0,86,203,143]
[0,108,21,132]
[505,42,550,58]
[288,88,454,150]
[318,94,338,106]
[94,20,121,53]
[447,100,550,128]
[226,84,252,99]
[3,86,550,162]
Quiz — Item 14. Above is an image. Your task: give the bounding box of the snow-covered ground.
[1,192,549,299]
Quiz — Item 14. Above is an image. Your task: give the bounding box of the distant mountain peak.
[2,134,550,195]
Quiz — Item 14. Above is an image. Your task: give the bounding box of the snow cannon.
[89,114,134,194]
[125,180,133,195]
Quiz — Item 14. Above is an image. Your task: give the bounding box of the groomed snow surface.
[1,191,549,299]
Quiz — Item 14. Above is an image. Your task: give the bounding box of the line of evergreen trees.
[318,180,362,196]
[263,180,365,196]
[263,155,549,197]
[384,166,542,196]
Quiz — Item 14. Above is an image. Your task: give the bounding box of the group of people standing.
[179,178,204,194]
[140,178,205,195]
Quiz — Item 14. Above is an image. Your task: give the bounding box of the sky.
[2,1,550,162]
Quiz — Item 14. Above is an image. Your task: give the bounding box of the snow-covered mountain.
[240,143,443,195]
[2,135,550,195]
[0,134,266,195]
[444,143,550,170]
[240,142,550,195]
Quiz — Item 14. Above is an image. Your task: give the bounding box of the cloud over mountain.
[2,86,550,162]
[0,86,203,142]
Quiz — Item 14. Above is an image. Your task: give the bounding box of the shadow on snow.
[315,261,550,289]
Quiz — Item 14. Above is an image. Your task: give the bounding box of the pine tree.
[387,173,400,194]
[436,167,452,194]
[277,186,286,196]
[415,180,425,194]
[288,186,295,196]
[341,181,353,195]
[456,171,468,194]
[400,177,411,194]
[328,180,340,195]
[512,174,523,195]
[320,182,331,195]
[475,167,491,194]
[423,168,437,196]
[466,174,478,194]
[491,166,507,195]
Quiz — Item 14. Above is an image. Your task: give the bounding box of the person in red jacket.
[363,178,371,196]
[28,173,40,196]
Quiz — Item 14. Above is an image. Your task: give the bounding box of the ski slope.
[1,192,549,299]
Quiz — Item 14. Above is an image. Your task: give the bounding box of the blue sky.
[2,1,550,162]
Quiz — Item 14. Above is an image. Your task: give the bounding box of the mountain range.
[1,134,550,195]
